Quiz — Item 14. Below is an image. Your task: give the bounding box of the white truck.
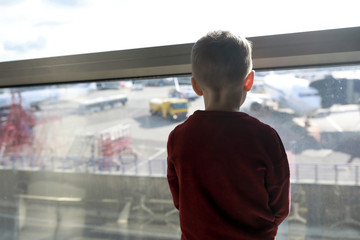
[78,94,128,114]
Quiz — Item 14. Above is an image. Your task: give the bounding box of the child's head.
[191,30,253,92]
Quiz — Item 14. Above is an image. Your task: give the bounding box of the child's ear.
[243,70,255,91]
[191,77,203,96]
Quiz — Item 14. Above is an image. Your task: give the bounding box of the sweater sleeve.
[266,129,291,226]
[167,130,179,210]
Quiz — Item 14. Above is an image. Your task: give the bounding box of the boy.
[167,31,290,240]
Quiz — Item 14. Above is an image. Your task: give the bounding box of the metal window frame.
[0,27,360,88]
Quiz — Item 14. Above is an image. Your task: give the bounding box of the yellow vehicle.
[149,97,188,121]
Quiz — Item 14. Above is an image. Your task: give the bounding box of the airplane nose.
[293,86,322,115]
[309,96,322,111]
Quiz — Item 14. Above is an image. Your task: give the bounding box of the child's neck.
[205,105,239,112]
[203,88,243,112]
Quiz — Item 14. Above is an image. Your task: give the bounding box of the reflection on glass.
[0,66,360,239]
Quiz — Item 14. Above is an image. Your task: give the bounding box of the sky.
[0,0,359,62]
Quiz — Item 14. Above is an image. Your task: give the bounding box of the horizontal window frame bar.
[0,27,360,87]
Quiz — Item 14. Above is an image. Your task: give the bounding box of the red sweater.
[167,110,290,240]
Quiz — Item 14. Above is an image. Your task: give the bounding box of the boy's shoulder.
[172,110,275,135]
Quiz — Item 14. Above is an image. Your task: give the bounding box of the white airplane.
[170,77,199,100]
[0,83,96,111]
[263,73,322,126]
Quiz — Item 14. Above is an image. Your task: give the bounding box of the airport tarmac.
[21,84,360,184]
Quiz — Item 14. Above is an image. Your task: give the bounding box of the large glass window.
[1,0,360,62]
[0,64,359,239]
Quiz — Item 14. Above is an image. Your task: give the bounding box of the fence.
[1,154,360,185]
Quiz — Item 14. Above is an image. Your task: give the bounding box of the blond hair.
[191,30,252,90]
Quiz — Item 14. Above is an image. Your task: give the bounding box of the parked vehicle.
[149,98,188,121]
[78,94,128,114]
[131,83,144,91]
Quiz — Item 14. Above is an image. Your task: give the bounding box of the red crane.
[0,92,35,155]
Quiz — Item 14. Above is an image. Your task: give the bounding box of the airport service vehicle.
[149,98,188,121]
[67,123,138,171]
[77,94,128,114]
[96,123,137,170]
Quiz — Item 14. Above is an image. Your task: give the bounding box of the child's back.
[167,30,290,240]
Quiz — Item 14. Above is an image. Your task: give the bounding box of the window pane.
[1,64,360,239]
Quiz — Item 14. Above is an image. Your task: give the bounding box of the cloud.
[42,0,84,7]
[0,0,23,6]
[4,37,46,53]
[34,21,65,28]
